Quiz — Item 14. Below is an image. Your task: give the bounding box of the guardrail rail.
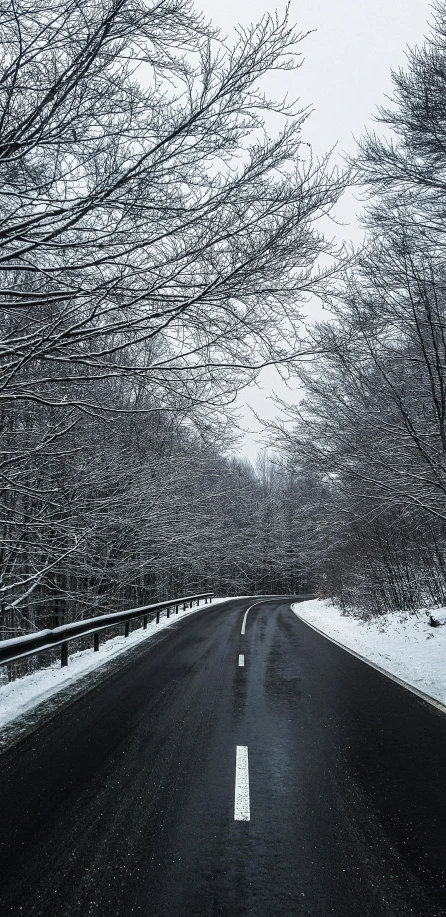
[0,592,214,669]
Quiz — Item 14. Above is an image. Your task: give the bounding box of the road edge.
[291,605,446,717]
[0,600,234,757]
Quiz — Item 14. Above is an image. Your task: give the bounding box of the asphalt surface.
[1,597,445,917]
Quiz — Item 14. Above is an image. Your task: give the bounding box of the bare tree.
[268,2,446,615]
[0,0,345,623]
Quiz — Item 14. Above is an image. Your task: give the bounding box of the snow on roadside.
[0,597,234,731]
[292,599,446,708]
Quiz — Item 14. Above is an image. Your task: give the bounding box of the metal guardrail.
[0,592,214,668]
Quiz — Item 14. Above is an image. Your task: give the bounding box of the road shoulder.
[292,599,446,714]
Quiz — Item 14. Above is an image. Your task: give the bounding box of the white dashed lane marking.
[234,746,250,821]
[238,654,244,666]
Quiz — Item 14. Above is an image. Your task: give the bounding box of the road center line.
[240,599,268,635]
[234,746,250,821]
[238,654,244,666]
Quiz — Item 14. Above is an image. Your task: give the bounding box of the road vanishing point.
[1,597,445,916]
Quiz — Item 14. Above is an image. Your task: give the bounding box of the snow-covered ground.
[293,599,446,710]
[0,597,233,731]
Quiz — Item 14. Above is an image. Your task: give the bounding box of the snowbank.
[0,597,234,731]
[292,599,446,710]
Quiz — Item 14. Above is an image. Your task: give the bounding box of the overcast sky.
[199,0,433,460]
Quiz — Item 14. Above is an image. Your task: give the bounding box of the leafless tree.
[0,0,344,628]
[269,2,446,616]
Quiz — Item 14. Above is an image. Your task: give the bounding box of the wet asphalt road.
[0,597,445,917]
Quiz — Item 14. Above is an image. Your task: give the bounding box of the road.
[0,597,445,916]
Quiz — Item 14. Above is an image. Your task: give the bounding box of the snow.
[292,599,446,709]
[0,597,234,732]
[8,592,444,741]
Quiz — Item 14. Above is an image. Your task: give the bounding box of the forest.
[274,3,446,617]
[1,0,446,645]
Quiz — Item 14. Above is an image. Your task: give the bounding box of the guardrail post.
[125,622,130,637]
[156,610,160,624]
[61,643,68,667]
[143,615,147,629]
[175,604,178,614]
[183,602,186,611]
[94,632,99,652]
[167,606,170,618]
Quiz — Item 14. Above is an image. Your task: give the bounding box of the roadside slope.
[0,597,233,743]
[293,599,446,709]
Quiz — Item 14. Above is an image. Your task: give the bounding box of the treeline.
[1,406,311,639]
[274,3,446,616]
[0,0,333,639]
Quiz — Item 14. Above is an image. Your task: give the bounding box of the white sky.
[199,0,433,459]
